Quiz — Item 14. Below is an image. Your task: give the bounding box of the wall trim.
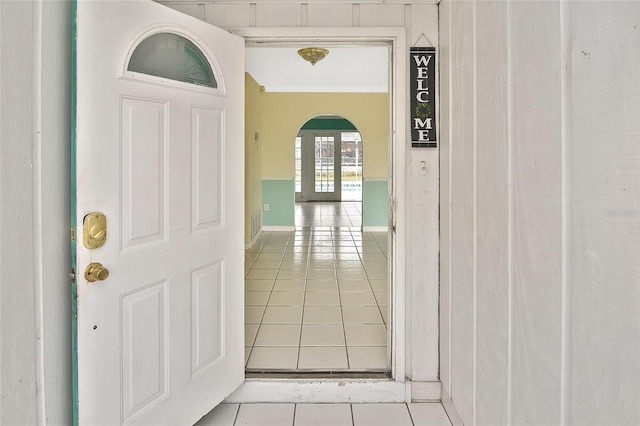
[234,26,409,383]
[441,385,464,426]
[363,226,388,232]
[410,381,441,402]
[244,228,263,250]
[262,225,296,232]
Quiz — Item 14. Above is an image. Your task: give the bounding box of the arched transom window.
[127,32,217,88]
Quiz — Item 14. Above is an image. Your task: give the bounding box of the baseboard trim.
[244,228,263,250]
[262,226,296,232]
[441,385,464,426]
[362,226,388,232]
[410,381,441,402]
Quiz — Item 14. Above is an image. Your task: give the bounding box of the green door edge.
[70,1,79,425]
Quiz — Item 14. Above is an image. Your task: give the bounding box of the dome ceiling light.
[297,47,329,65]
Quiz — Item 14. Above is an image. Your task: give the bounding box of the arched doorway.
[294,115,363,227]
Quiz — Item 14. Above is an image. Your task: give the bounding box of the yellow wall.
[244,73,263,244]
[257,91,389,179]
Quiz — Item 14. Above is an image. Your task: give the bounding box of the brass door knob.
[85,262,110,282]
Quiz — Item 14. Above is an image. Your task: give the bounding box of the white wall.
[8,0,636,423]
[0,1,72,424]
[1,2,38,422]
[0,1,440,423]
[439,1,640,424]
[162,0,442,389]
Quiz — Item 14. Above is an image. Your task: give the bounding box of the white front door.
[73,1,244,424]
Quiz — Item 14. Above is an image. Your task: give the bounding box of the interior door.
[73,1,244,425]
[300,131,342,201]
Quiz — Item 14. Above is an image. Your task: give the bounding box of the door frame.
[232,26,409,402]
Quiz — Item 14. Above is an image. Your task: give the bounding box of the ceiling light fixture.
[297,47,329,65]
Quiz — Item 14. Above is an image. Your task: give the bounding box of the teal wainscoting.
[362,179,389,229]
[262,179,295,227]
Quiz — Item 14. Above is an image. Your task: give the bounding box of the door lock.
[84,262,110,282]
[83,212,107,249]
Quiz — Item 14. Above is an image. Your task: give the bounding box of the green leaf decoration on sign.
[415,103,432,120]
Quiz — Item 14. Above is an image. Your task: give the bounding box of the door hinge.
[70,267,76,283]
[71,226,76,242]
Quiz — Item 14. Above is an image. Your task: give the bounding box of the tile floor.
[215,203,450,426]
[294,202,363,228]
[196,402,452,426]
[245,202,389,371]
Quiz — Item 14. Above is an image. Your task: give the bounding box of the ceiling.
[245,46,389,93]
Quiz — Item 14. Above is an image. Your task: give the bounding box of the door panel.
[190,261,223,377]
[74,1,244,425]
[191,107,223,231]
[121,281,168,422]
[121,97,168,249]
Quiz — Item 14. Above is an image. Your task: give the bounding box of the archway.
[294,115,363,228]
[295,115,362,198]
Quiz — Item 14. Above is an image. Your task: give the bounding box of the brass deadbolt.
[83,212,107,249]
[85,262,110,282]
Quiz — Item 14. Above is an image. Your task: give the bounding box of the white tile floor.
[245,202,389,371]
[294,202,363,228]
[196,402,452,426]
[206,203,450,426]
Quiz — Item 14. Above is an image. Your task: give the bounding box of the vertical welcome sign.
[410,47,436,147]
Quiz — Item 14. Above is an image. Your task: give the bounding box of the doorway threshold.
[245,370,391,380]
[226,372,408,404]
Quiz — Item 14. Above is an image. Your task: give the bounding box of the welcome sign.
[410,47,437,147]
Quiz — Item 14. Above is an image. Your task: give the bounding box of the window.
[295,136,302,193]
[340,132,362,201]
[314,135,335,193]
[127,33,217,88]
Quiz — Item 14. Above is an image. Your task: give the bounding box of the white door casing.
[236,27,408,393]
[74,1,244,424]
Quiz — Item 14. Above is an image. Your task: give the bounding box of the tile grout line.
[231,403,240,426]
[361,230,387,330]
[342,228,364,368]
[350,403,355,426]
[252,232,293,364]
[337,265,351,370]
[291,403,297,426]
[295,231,311,369]
[405,402,416,426]
[245,240,273,368]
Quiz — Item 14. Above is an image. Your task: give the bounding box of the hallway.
[244,202,389,371]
